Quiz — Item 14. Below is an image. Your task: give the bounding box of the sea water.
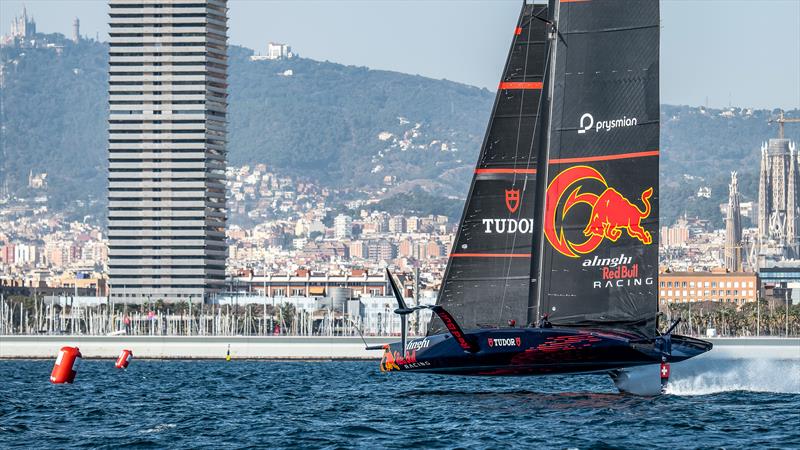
[0,358,798,448]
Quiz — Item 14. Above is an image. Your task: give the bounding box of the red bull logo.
[544,165,653,258]
[380,347,431,372]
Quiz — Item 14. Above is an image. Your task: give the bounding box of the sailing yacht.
[372,0,711,392]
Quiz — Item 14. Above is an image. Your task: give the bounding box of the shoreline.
[1,335,798,360]
[0,335,388,360]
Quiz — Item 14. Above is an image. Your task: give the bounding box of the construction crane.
[768,110,800,139]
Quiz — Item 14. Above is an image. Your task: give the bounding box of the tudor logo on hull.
[488,337,521,347]
[544,166,653,258]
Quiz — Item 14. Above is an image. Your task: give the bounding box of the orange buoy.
[115,349,133,369]
[50,346,81,384]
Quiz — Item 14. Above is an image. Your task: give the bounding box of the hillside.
[1,33,798,226]
[0,35,492,219]
[660,105,800,227]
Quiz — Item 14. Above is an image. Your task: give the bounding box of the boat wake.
[614,353,800,396]
[666,357,800,396]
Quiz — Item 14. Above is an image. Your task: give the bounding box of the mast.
[529,0,561,326]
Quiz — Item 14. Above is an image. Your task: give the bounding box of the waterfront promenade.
[1,336,798,360]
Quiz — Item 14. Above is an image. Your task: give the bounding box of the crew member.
[538,314,552,328]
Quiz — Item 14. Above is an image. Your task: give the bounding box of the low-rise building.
[233,269,389,298]
[659,269,758,306]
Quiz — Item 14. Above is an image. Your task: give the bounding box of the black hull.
[380,328,711,376]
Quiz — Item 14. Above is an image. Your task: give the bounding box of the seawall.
[0,336,389,360]
[0,336,798,360]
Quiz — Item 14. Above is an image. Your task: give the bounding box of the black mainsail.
[534,0,660,338]
[429,3,549,335]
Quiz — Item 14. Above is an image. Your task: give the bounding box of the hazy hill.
[0,36,492,218]
[1,33,798,225]
[660,105,799,227]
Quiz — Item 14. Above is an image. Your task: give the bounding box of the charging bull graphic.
[380,347,430,372]
[544,165,653,258]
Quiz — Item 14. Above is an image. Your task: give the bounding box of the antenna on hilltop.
[768,110,800,140]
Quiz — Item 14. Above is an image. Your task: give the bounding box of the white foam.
[614,344,800,396]
[666,358,800,396]
[143,423,176,434]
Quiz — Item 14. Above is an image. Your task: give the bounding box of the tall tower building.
[724,171,742,271]
[334,214,353,240]
[757,138,800,261]
[72,17,80,43]
[108,0,228,304]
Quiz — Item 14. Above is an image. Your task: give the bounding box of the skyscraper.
[757,138,799,262]
[724,171,742,272]
[72,17,80,43]
[108,0,228,304]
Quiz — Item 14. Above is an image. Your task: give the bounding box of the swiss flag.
[660,362,670,379]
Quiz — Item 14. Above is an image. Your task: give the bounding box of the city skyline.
[1,0,798,110]
[0,0,798,306]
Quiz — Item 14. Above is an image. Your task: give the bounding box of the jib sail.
[533,0,660,338]
[429,2,549,335]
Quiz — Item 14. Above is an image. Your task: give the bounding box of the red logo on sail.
[544,166,653,258]
[505,189,521,214]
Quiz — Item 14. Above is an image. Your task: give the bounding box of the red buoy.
[115,349,133,369]
[50,346,81,384]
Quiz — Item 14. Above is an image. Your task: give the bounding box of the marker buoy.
[50,346,81,384]
[115,349,133,369]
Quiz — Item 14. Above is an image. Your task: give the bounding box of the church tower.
[757,138,800,261]
[725,171,743,271]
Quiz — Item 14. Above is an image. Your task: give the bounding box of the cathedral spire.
[787,143,798,258]
[758,143,769,241]
[725,171,743,271]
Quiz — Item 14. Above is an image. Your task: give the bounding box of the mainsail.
[429,2,549,335]
[534,0,660,338]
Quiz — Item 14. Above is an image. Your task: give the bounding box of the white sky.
[1,0,798,109]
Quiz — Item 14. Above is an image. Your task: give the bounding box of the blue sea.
[1,359,799,449]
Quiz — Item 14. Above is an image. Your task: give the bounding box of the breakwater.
[1,336,798,360]
[0,335,389,359]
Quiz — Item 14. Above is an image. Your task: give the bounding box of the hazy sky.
[2,0,798,109]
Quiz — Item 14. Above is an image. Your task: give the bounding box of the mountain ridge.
[1,32,798,226]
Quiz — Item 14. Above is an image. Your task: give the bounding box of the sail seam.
[474,168,537,174]
[564,24,658,35]
[498,81,543,90]
[548,150,659,164]
[450,253,531,258]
